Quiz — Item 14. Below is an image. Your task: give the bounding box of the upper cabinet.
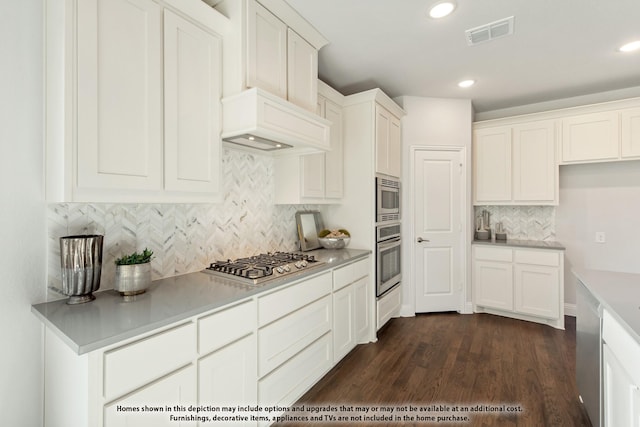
[473,120,557,205]
[215,0,327,112]
[46,0,229,203]
[274,81,344,204]
[375,105,402,178]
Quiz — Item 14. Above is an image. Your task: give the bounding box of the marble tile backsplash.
[47,148,316,299]
[474,206,556,241]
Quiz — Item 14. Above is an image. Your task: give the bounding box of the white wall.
[0,1,46,426]
[557,160,640,304]
[394,96,473,315]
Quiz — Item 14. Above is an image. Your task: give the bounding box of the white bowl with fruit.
[318,229,351,249]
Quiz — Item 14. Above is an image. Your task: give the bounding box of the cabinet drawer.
[603,310,640,385]
[199,299,255,356]
[514,249,560,266]
[474,246,513,262]
[333,258,370,291]
[258,332,332,408]
[103,322,196,401]
[258,271,331,326]
[258,295,331,377]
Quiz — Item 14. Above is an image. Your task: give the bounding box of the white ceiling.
[285,0,640,114]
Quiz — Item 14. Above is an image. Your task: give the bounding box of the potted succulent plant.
[114,248,153,296]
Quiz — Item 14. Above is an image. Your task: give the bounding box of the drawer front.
[603,310,640,385]
[514,249,560,266]
[199,299,255,356]
[258,295,331,377]
[104,322,196,401]
[474,246,513,262]
[333,258,370,291]
[258,271,331,326]
[258,332,332,408]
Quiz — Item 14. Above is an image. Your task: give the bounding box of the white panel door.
[512,120,556,203]
[414,149,464,312]
[164,10,222,194]
[287,28,318,112]
[76,0,162,191]
[246,0,287,98]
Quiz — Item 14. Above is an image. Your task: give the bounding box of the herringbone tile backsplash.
[474,206,556,241]
[47,149,317,298]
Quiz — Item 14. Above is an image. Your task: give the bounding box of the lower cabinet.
[377,284,402,330]
[472,245,564,329]
[43,256,373,427]
[602,309,640,427]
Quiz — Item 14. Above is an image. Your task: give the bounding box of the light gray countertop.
[573,268,640,344]
[32,248,370,355]
[472,239,566,250]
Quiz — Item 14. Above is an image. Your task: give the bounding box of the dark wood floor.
[275,313,593,426]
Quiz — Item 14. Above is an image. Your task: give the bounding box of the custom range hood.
[221,88,331,153]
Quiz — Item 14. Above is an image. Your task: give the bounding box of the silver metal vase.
[59,235,104,304]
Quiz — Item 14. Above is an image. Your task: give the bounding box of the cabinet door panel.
[512,121,556,202]
[388,115,402,178]
[375,105,391,175]
[301,153,325,198]
[473,127,512,203]
[474,260,513,311]
[104,365,196,427]
[77,0,162,191]
[621,107,640,159]
[603,344,639,427]
[324,99,344,198]
[333,284,355,362]
[353,276,370,343]
[287,29,318,112]
[199,334,257,419]
[164,10,222,194]
[562,112,619,162]
[246,1,287,98]
[514,264,559,319]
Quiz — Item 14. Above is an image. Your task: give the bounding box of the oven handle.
[378,237,401,250]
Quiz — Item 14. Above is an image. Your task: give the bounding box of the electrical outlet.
[595,232,606,243]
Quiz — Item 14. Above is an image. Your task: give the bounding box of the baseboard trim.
[564,303,577,317]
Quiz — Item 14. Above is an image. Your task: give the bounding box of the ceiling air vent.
[465,16,515,46]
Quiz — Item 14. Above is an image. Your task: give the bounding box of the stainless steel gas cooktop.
[203,252,325,285]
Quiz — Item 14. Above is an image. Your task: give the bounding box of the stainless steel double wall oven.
[375,175,401,297]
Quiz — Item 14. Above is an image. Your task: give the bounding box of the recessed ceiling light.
[458,79,475,88]
[619,40,640,53]
[429,1,456,19]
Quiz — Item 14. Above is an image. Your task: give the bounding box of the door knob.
[417,237,429,243]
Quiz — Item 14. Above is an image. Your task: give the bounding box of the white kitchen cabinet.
[561,111,619,163]
[163,10,222,195]
[473,127,512,203]
[75,0,164,194]
[199,334,257,424]
[104,365,197,427]
[47,0,227,203]
[473,120,557,205]
[332,258,371,361]
[246,0,287,99]
[287,28,319,112]
[472,245,564,329]
[216,0,327,112]
[274,81,344,204]
[621,107,640,159]
[377,283,402,330]
[602,309,640,427]
[375,104,402,178]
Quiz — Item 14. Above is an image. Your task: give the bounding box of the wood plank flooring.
[275,313,593,426]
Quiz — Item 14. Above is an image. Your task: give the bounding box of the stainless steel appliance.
[204,252,325,285]
[376,222,401,297]
[376,175,400,223]
[576,280,602,427]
